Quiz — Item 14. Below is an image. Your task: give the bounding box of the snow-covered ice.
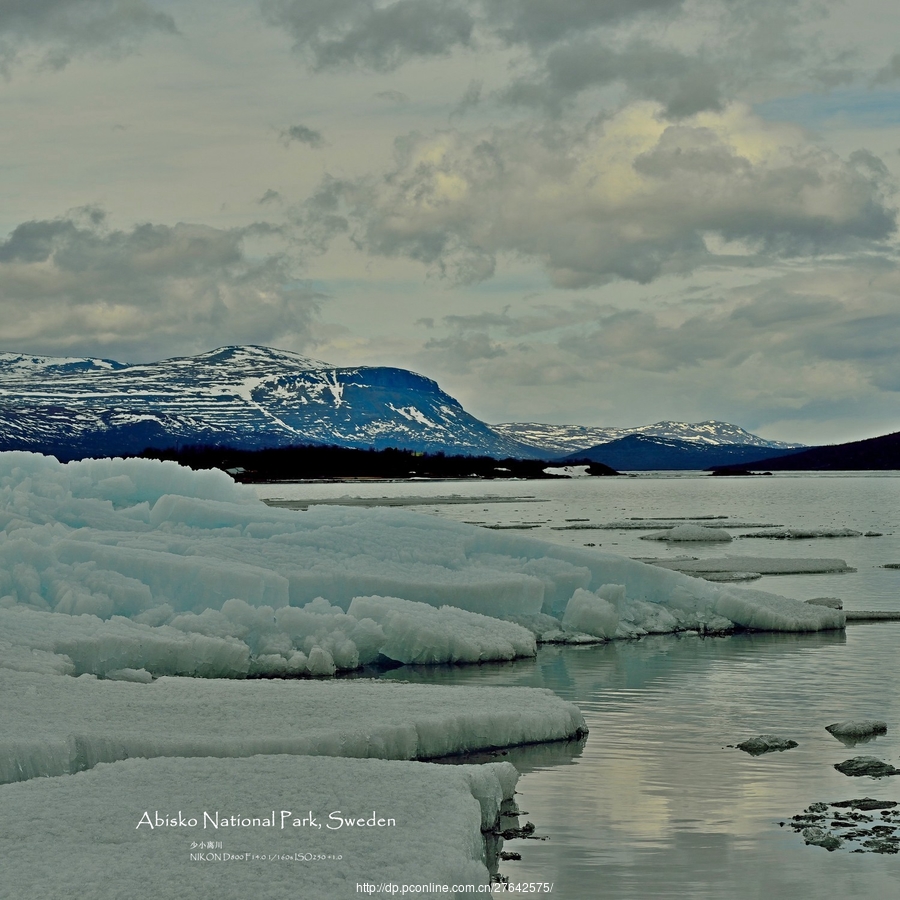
[0,452,843,683]
[0,670,585,785]
[542,465,591,478]
[0,753,518,899]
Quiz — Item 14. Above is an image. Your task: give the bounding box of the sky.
[2,0,900,443]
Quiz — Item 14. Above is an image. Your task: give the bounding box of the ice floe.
[649,556,855,577]
[588,520,778,530]
[0,670,585,785]
[640,525,732,542]
[0,453,844,681]
[739,528,862,539]
[0,754,518,897]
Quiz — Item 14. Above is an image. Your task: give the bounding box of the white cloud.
[312,103,895,287]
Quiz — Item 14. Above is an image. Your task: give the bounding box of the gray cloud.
[502,40,725,118]
[874,52,900,85]
[258,189,283,205]
[424,331,506,372]
[260,0,475,71]
[280,123,325,148]
[307,109,896,287]
[482,0,684,49]
[260,0,685,71]
[409,262,900,434]
[259,0,856,120]
[375,89,410,103]
[0,0,176,72]
[0,210,318,362]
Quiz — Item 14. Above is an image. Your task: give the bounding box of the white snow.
[542,465,592,478]
[0,453,843,682]
[0,753,517,899]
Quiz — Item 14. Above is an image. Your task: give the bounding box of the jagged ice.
[0,453,843,680]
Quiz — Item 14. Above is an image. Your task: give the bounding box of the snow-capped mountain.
[0,346,541,460]
[491,420,802,456]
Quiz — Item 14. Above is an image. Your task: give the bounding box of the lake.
[258,473,900,898]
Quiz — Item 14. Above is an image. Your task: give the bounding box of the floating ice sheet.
[739,528,863,539]
[640,525,732,542]
[0,670,585,785]
[649,556,855,576]
[0,753,517,899]
[0,453,843,680]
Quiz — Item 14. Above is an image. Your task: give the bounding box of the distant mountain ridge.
[712,431,900,472]
[564,433,806,471]
[492,420,801,456]
[0,346,542,460]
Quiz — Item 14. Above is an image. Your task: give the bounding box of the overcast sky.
[2,0,900,442]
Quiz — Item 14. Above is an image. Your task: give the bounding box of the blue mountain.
[0,346,541,460]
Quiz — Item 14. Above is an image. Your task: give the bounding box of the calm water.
[258,474,900,898]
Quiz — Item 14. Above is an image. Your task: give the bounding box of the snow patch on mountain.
[492,420,802,456]
[0,346,539,460]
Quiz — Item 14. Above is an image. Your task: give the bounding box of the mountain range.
[0,346,540,460]
[563,434,806,471]
[0,345,804,466]
[493,420,801,456]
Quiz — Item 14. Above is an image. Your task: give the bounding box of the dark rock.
[826,721,887,743]
[736,735,799,755]
[832,798,897,811]
[802,827,842,851]
[834,757,900,778]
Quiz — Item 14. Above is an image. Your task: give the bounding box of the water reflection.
[268,475,900,895]
[384,628,900,898]
[433,735,586,774]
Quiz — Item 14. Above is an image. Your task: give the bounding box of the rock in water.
[826,721,887,741]
[832,798,897,811]
[802,827,842,851]
[834,757,900,778]
[736,734,799,755]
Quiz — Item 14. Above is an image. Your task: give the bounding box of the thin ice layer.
[0,669,585,784]
[640,525,732,542]
[0,754,517,899]
[649,556,854,575]
[0,453,843,679]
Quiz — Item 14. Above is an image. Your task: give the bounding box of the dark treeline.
[138,444,620,481]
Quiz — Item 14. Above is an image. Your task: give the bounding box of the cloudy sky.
[2,0,900,442]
